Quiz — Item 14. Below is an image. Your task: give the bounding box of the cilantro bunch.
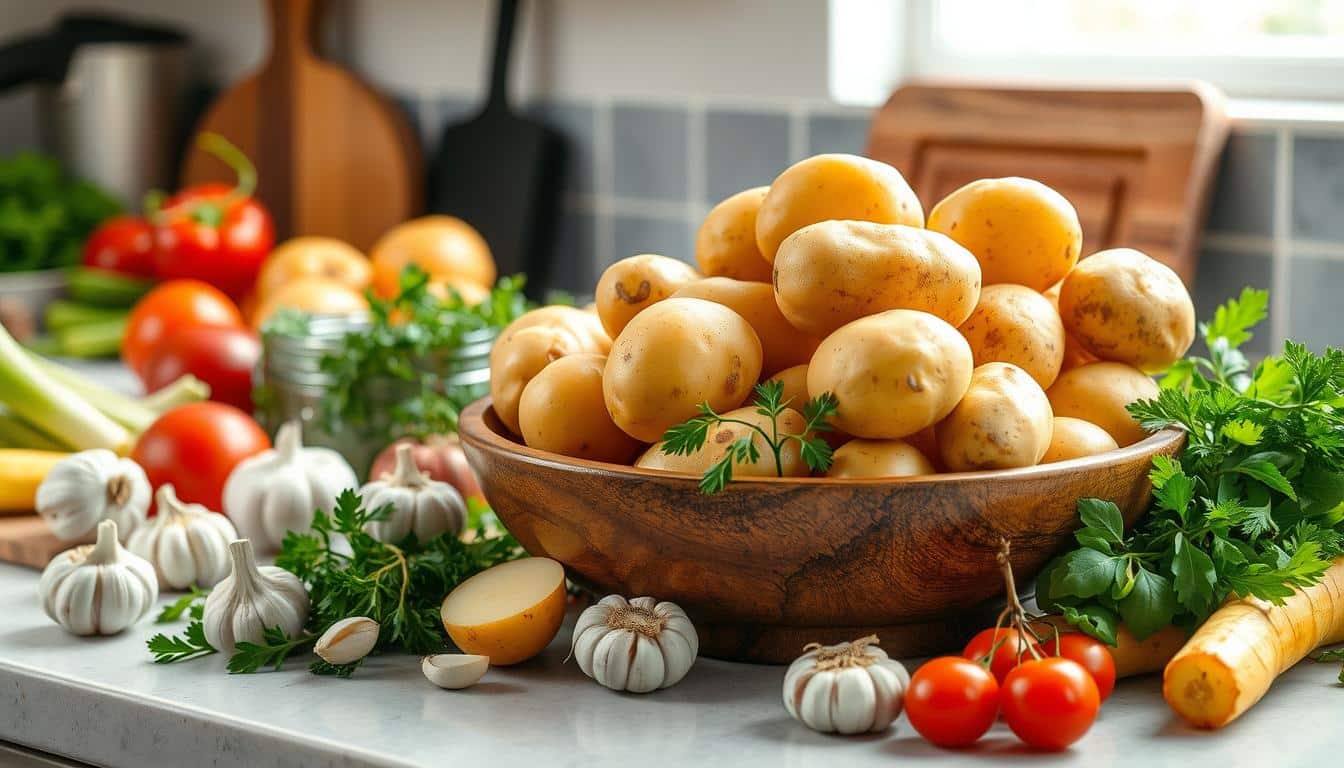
[1037,289,1344,643]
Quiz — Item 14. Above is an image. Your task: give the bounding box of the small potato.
[595,254,700,338]
[637,406,810,478]
[1042,416,1119,464]
[496,304,610,351]
[489,324,607,435]
[755,154,923,263]
[518,354,644,463]
[958,284,1065,389]
[927,177,1082,291]
[827,439,935,479]
[696,187,773,282]
[765,364,852,450]
[936,362,1054,471]
[604,298,763,442]
[773,221,982,337]
[1058,248,1196,372]
[808,309,973,439]
[673,277,820,376]
[1047,362,1159,447]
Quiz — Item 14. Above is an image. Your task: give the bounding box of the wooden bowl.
[458,398,1184,664]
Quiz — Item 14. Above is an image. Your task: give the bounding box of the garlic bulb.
[202,539,309,655]
[571,595,698,693]
[36,449,150,541]
[127,485,238,590]
[360,444,467,544]
[783,635,910,734]
[39,520,157,636]
[314,617,380,665]
[222,420,357,553]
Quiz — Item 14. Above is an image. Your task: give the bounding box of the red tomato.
[905,656,1000,748]
[141,326,261,413]
[123,280,244,379]
[132,402,270,512]
[153,182,274,300]
[82,216,157,277]
[1001,658,1100,751]
[962,627,1031,684]
[1034,633,1117,701]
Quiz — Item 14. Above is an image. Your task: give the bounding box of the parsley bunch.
[660,380,839,493]
[1037,289,1344,644]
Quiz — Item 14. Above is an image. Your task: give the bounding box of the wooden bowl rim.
[458,397,1185,487]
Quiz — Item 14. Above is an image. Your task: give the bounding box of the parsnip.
[1163,558,1344,729]
[1040,616,1187,679]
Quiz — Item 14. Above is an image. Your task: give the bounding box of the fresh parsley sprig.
[155,586,209,624]
[660,380,839,494]
[147,621,216,664]
[228,627,318,674]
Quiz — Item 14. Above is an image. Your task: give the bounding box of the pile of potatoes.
[489,153,1195,480]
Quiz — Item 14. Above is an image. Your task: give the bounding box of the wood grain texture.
[866,83,1229,284]
[458,398,1185,664]
[180,0,421,250]
[0,515,70,570]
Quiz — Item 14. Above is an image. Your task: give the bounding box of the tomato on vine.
[1000,657,1100,751]
[1034,632,1116,701]
[962,626,1031,684]
[904,656,1000,748]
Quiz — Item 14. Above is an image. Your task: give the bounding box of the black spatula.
[428,0,565,298]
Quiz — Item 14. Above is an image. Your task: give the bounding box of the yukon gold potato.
[927,177,1082,291]
[673,277,820,376]
[440,558,566,666]
[1047,362,1159,447]
[1058,248,1196,372]
[1044,282,1099,371]
[497,304,611,351]
[696,187,773,282]
[636,406,810,478]
[604,298,763,442]
[808,310,973,439]
[755,154,923,263]
[936,362,1054,471]
[827,439,935,479]
[1041,416,1119,464]
[519,354,644,464]
[490,323,608,435]
[957,284,1065,389]
[595,254,700,338]
[773,221,982,337]
[766,364,810,409]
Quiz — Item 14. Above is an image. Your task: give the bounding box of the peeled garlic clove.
[315,617,380,665]
[422,654,489,689]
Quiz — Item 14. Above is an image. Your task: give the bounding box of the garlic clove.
[867,661,907,730]
[422,654,489,689]
[315,617,380,665]
[625,633,667,694]
[592,629,635,691]
[831,666,879,734]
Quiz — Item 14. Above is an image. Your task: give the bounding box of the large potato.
[696,187,773,282]
[1046,362,1159,446]
[958,284,1065,389]
[827,439,935,479]
[755,154,923,263]
[636,406,809,478]
[594,254,700,338]
[1042,416,1119,464]
[808,310,973,439]
[936,362,1054,471]
[673,277,820,376]
[1058,248,1196,372]
[773,221,982,337]
[604,298,763,442]
[496,304,610,351]
[518,354,644,464]
[927,177,1081,291]
[489,324,608,435]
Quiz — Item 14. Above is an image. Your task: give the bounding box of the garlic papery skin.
[783,635,910,734]
[314,616,380,665]
[422,654,489,689]
[36,449,150,541]
[39,520,157,636]
[222,420,357,554]
[360,444,467,544]
[127,484,238,590]
[202,539,309,655]
[571,595,698,693]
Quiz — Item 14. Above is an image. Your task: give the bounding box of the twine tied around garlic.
[804,634,882,670]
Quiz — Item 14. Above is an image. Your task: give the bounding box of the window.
[830,0,1344,105]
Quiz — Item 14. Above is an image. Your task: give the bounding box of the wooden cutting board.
[0,515,68,570]
[180,0,421,251]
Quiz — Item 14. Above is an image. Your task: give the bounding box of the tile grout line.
[594,99,615,270]
[1289,238,1344,261]
[1201,231,1275,255]
[1270,126,1293,349]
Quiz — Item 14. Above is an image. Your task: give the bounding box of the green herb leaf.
[155,586,209,624]
[1170,532,1219,614]
[147,620,217,664]
[1060,604,1120,647]
[1077,499,1125,547]
[1230,459,1298,501]
[228,626,314,674]
[1117,568,1178,640]
[1059,548,1121,598]
[1203,287,1268,349]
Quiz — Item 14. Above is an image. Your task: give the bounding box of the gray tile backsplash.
[611,104,688,202]
[1292,135,1344,243]
[529,100,597,198]
[807,114,869,157]
[550,208,598,294]
[704,109,790,204]
[611,214,694,265]
[1287,253,1344,351]
[1193,246,1273,359]
[1207,132,1277,237]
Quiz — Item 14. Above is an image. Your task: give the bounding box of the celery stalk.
[0,405,71,451]
[140,374,211,414]
[24,352,157,434]
[0,324,132,453]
